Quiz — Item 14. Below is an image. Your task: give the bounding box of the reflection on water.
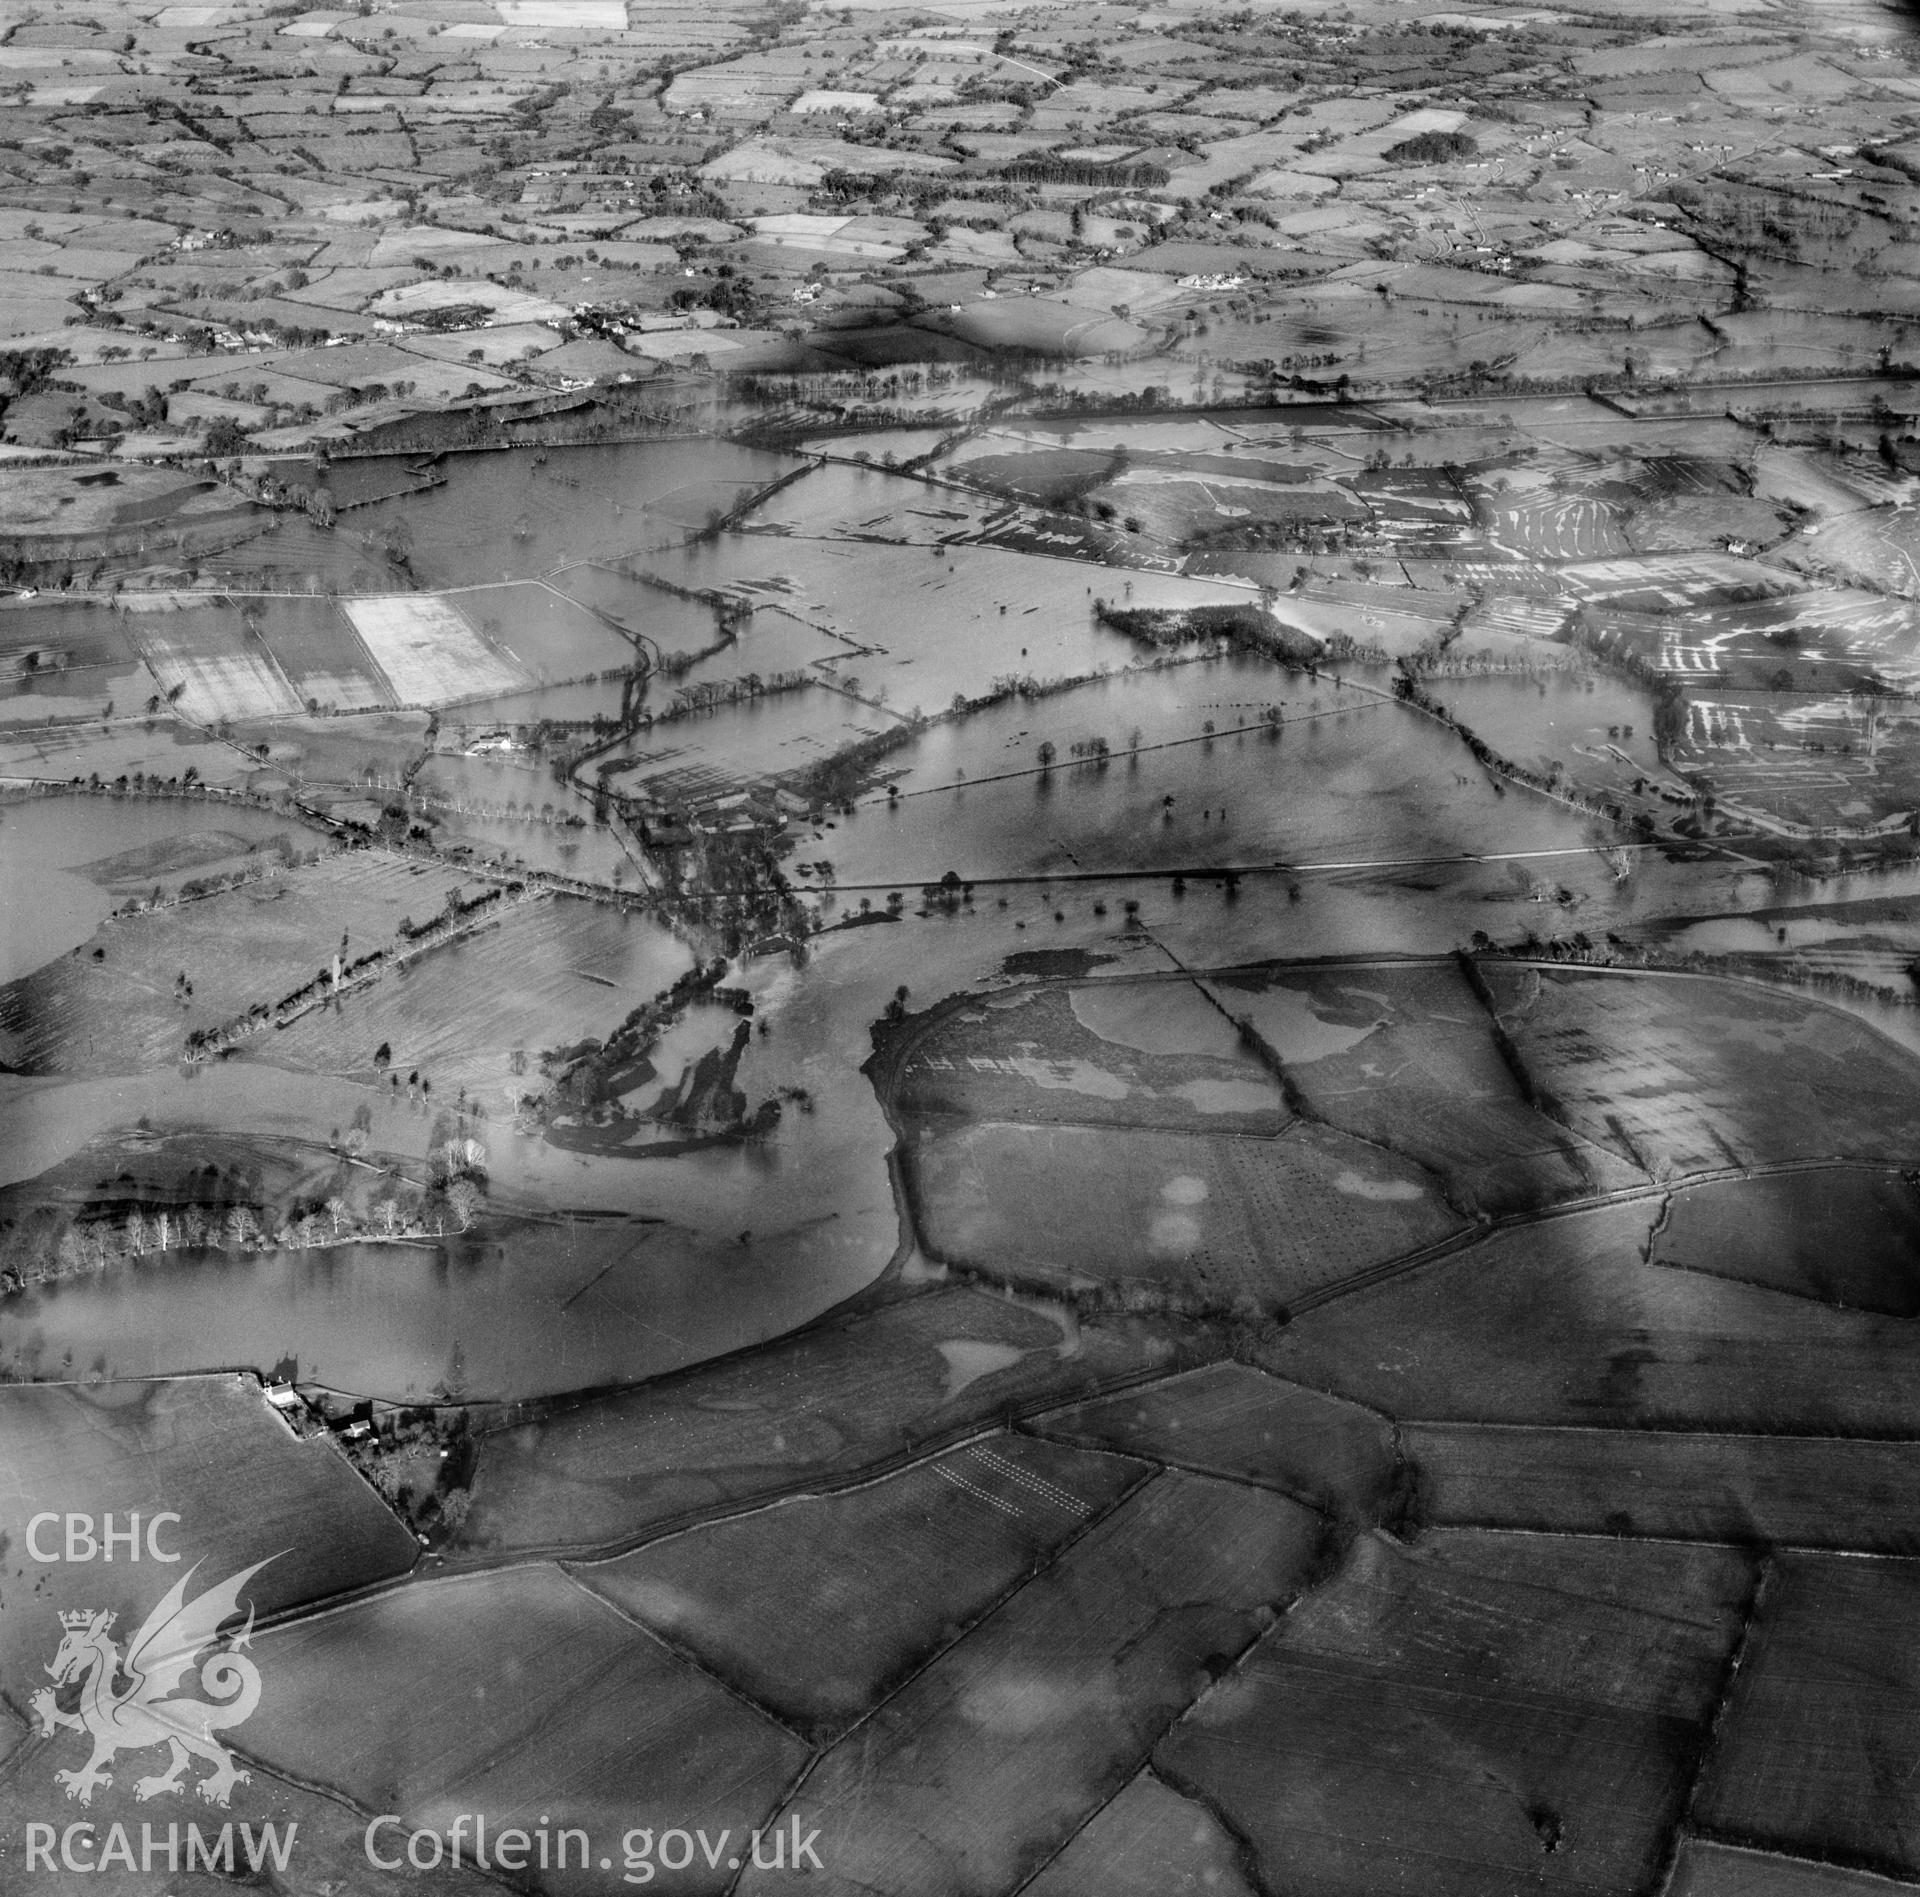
[0,1218,872,1404]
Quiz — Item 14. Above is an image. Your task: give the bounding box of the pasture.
[744,1472,1320,1897]
[0,1374,416,1699]
[1157,1529,1753,1897]
[907,1118,1461,1309]
[451,1285,1174,1555]
[578,1432,1147,1739]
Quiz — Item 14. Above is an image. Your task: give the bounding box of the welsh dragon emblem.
[31,1558,276,1808]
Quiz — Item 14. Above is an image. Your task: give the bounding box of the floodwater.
[1425,670,1663,780]
[820,683,1605,886]
[0,793,321,983]
[872,652,1291,797]
[12,832,1920,1396]
[0,994,895,1401]
[166,439,802,593]
[0,1215,871,1403]
[644,531,1253,711]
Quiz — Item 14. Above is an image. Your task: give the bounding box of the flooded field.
[1425,670,1665,790]
[166,439,802,593]
[647,531,1253,710]
[0,598,161,725]
[0,1211,878,1401]
[0,792,330,983]
[821,687,1605,886]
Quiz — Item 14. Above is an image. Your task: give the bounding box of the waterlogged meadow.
[823,685,1605,885]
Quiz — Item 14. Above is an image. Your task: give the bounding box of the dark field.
[577,1432,1149,1740]
[1157,1530,1754,1897]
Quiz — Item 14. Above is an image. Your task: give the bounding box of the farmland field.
[341,595,530,708]
[0,791,329,982]
[448,581,642,681]
[1021,1771,1258,1897]
[249,593,395,712]
[907,1117,1462,1308]
[1409,1423,1920,1551]
[824,690,1600,886]
[126,597,303,723]
[1651,1168,1920,1316]
[0,847,469,1075]
[890,976,1288,1136]
[742,1471,1321,1897]
[1156,1529,1753,1897]
[1667,1840,1907,1897]
[1261,1198,1920,1433]
[452,1286,1178,1555]
[259,895,692,1096]
[577,1431,1149,1739]
[646,530,1250,708]
[845,649,1299,798]
[1032,1361,1399,1520]
[549,563,730,658]
[244,1563,806,1894]
[1694,1554,1920,1880]
[0,599,161,726]
[0,1374,417,1697]
[1424,671,1663,796]
[1204,958,1644,1215]
[1484,966,1920,1175]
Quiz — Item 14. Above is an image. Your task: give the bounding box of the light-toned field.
[497,0,627,23]
[1489,491,1632,561]
[909,1117,1462,1309]
[893,977,1288,1136]
[343,595,531,708]
[132,608,303,724]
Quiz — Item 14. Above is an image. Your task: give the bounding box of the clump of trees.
[1384,130,1477,164]
[1094,600,1323,667]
